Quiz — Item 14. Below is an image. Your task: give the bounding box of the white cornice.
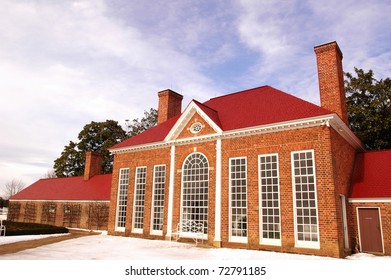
[328,114,365,151]
[221,115,332,139]
[110,141,171,154]
[110,114,365,154]
[164,101,223,141]
[349,198,391,203]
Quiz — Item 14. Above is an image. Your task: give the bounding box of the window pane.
[259,147,281,248]
[151,165,166,232]
[133,167,147,230]
[116,168,130,229]
[230,157,248,239]
[292,151,319,244]
[181,153,209,234]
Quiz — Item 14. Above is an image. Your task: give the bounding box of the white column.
[166,145,176,238]
[214,139,222,243]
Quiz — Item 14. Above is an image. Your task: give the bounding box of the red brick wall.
[108,125,356,257]
[108,148,172,237]
[314,42,348,124]
[108,142,218,240]
[219,126,347,257]
[8,200,109,230]
[157,89,183,124]
[172,142,217,242]
[84,151,103,180]
[177,112,218,139]
[329,128,357,257]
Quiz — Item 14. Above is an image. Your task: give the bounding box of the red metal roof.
[350,150,391,198]
[203,86,331,131]
[10,174,112,201]
[112,86,332,149]
[192,100,222,129]
[112,115,179,149]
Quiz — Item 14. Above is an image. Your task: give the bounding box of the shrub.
[3,221,68,236]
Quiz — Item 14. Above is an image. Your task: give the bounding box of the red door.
[358,208,383,253]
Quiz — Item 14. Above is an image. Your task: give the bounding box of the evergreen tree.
[54,120,126,177]
[53,109,158,177]
[345,68,391,150]
[125,108,158,137]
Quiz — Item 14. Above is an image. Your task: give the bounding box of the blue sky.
[1,0,391,196]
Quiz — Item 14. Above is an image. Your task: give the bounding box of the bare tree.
[2,179,25,200]
[43,169,57,179]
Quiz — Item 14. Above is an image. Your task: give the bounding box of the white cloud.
[0,0,222,194]
[234,0,391,102]
[1,0,390,196]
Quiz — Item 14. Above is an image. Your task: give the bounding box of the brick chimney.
[84,151,103,180]
[157,89,183,124]
[314,41,348,124]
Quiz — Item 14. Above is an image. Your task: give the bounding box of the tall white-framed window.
[181,152,209,236]
[259,154,281,246]
[229,157,248,243]
[291,150,320,249]
[115,168,130,231]
[132,166,147,233]
[150,164,166,235]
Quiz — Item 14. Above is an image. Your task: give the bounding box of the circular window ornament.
[190,122,203,134]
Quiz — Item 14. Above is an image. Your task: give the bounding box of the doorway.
[357,208,383,253]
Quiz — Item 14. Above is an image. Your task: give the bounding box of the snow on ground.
[0,233,69,246]
[0,232,328,260]
[1,232,391,280]
[0,231,390,260]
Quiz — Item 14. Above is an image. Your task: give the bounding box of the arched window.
[181,152,209,234]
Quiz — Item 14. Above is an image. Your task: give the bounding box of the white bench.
[0,219,5,236]
[171,220,204,245]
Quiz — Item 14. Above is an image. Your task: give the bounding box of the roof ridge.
[192,99,218,113]
[207,85,271,102]
[38,176,82,181]
[38,173,112,182]
[359,149,391,155]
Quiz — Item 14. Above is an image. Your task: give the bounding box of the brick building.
[9,152,111,230]
[106,41,391,258]
[349,150,391,255]
[8,41,391,258]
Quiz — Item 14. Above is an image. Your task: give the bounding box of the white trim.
[169,134,221,146]
[190,122,203,134]
[180,152,209,240]
[214,139,222,243]
[150,164,166,236]
[111,114,365,154]
[356,207,385,254]
[224,115,330,138]
[340,195,349,249]
[110,141,170,154]
[228,156,248,244]
[132,166,147,234]
[291,150,320,249]
[115,168,130,232]
[166,146,176,238]
[349,198,391,203]
[328,115,365,151]
[258,153,282,246]
[132,228,143,234]
[164,101,223,141]
[149,231,163,236]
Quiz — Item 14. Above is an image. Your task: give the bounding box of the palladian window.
[181,153,209,235]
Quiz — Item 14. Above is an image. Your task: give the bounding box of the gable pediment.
[164,101,222,141]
